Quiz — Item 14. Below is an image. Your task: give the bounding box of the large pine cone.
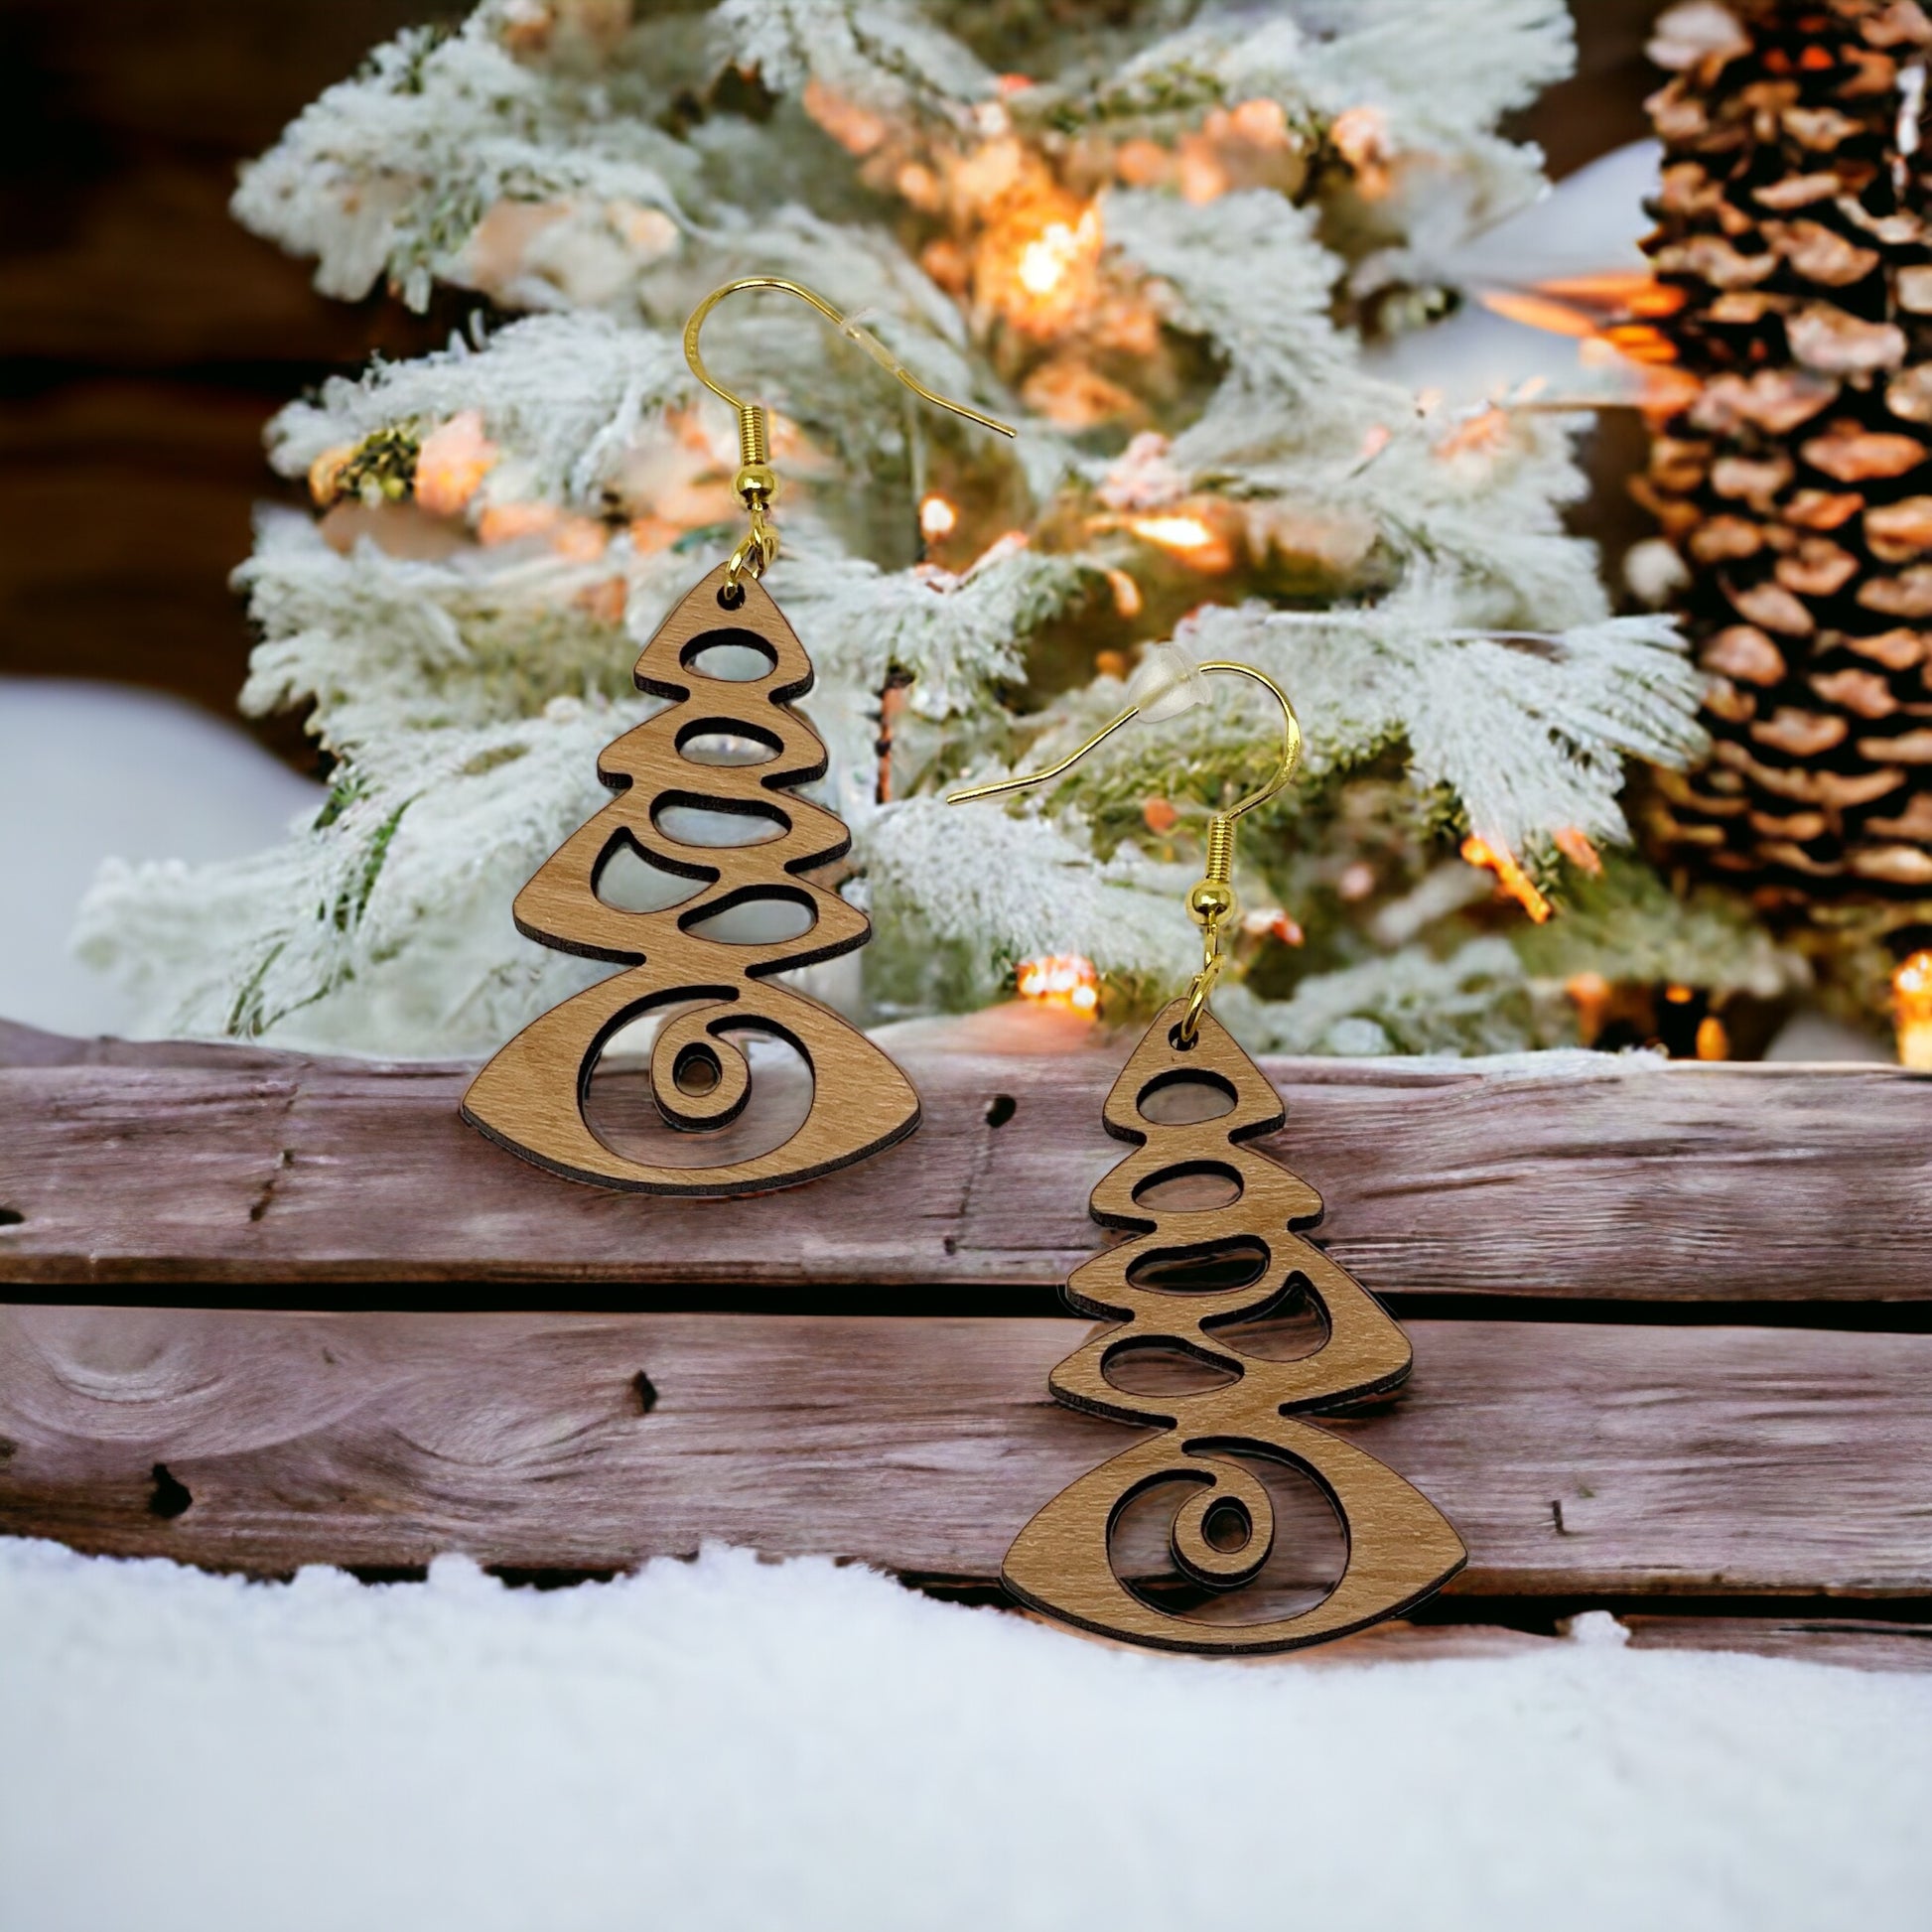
[1639,0,1932,909]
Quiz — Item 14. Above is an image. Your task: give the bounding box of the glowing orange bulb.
[918,493,957,540]
[1460,835,1553,924]
[1131,514,1211,549]
[977,199,1100,335]
[1018,221,1079,295]
[1128,513,1234,572]
[1894,949,1932,1068]
[1016,953,1100,1019]
[414,409,498,516]
[1552,825,1603,876]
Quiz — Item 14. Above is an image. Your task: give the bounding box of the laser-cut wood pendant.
[1002,1000,1465,1652]
[462,561,919,1195]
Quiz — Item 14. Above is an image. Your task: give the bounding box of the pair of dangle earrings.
[463,278,1463,1652]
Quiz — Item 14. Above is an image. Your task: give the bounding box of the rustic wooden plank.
[1619,1616,1932,1674]
[4,1023,1930,1297]
[1029,1618,1932,1672]
[4,1307,1927,1602]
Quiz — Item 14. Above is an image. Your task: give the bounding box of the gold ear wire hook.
[683,276,1015,590]
[949,661,1302,1043]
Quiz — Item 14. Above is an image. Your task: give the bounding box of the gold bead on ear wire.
[683,276,1014,596]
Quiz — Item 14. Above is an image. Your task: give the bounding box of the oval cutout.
[1132,1161,1242,1213]
[671,1040,722,1097]
[678,726,780,766]
[1200,1498,1251,1553]
[653,800,786,848]
[594,836,703,914]
[1138,1071,1236,1126]
[1212,1280,1330,1363]
[1126,1236,1268,1295]
[680,628,776,682]
[1101,1339,1241,1398]
[684,894,817,945]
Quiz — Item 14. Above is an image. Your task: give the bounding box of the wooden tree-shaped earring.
[464,279,1013,1195]
[951,665,1465,1651]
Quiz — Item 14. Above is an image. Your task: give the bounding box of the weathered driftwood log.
[3,1022,1930,1297]
[4,1306,1928,1603]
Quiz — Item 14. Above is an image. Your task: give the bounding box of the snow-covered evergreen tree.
[78,0,1760,1058]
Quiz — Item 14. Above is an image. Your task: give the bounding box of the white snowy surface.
[2,1539,1927,1932]
[0,678,322,1036]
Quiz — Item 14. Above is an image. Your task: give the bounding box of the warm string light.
[1695,1015,1729,1061]
[1460,835,1553,923]
[1103,568,1143,619]
[1115,96,1301,204]
[1565,970,1612,1042]
[1128,511,1235,572]
[1329,105,1393,198]
[1894,950,1932,1068]
[993,198,1103,333]
[1567,972,1728,1059]
[1017,211,1098,297]
[918,492,957,540]
[1551,826,1604,876]
[1016,953,1100,1016]
[414,408,498,514]
[1664,988,1728,1061]
[1244,906,1305,946]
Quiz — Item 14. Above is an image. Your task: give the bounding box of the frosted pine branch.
[860,796,1200,991]
[77,699,630,1054]
[1217,938,1543,1057]
[1105,189,1354,408]
[266,314,691,506]
[232,10,695,310]
[711,0,992,116]
[1173,586,1705,851]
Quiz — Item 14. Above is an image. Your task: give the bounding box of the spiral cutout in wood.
[461,562,919,1195]
[1001,1002,1465,1652]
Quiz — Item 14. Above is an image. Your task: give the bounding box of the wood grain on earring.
[461,561,918,1195]
[1001,1002,1464,1653]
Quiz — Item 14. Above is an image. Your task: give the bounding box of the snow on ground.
[0,678,322,1036]
[2,1537,1927,1932]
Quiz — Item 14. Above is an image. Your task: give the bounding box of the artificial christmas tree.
[74,0,1730,1059]
[1640,0,1932,937]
